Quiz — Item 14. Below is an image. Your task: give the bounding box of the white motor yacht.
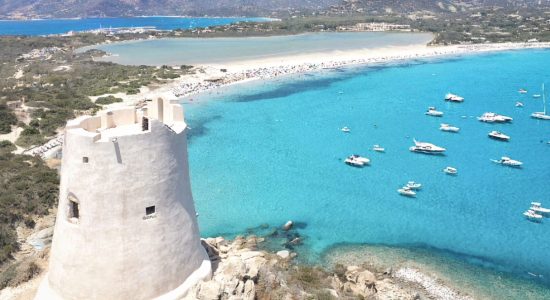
[345,155,370,167]
[341,126,351,133]
[491,156,523,168]
[530,202,550,216]
[409,139,446,154]
[445,93,464,102]
[398,187,416,197]
[515,102,524,107]
[406,181,422,190]
[440,123,460,133]
[477,112,513,123]
[444,166,458,175]
[523,210,543,223]
[519,89,528,94]
[372,145,385,152]
[425,107,444,117]
[488,131,510,141]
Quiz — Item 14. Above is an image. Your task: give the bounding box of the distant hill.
[1,0,549,19]
[334,0,550,14]
[0,0,340,18]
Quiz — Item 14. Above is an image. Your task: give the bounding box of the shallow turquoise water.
[184,50,550,285]
[87,32,433,65]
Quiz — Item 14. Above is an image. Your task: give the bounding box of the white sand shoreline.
[105,41,549,106]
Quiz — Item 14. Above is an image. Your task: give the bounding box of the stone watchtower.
[36,99,211,300]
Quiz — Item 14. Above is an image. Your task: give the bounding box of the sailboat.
[531,83,550,120]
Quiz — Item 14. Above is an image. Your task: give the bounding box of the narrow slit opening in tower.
[68,199,79,222]
[145,205,155,216]
[142,117,149,131]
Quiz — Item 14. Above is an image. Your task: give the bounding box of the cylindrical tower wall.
[44,119,208,300]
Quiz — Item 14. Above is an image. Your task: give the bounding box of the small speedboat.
[341,126,351,133]
[409,139,446,154]
[491,156,523,168]
[445,93,464,102]
[523,210,543,223]
[488,131,510,141]
[530,202,550,216]
[440,123,460,133]
[515,102,524,107]
[406,181,422,190]
[372,145,385,152]
[444,166,458,175]
[425,107,444,117]
[519,89,528,94]
[345,155,370,167]
[398,187,416,197]
[533,94,541,98]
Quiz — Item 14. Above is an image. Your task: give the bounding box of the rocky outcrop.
[182,232,476,300]
[185,236,270,300]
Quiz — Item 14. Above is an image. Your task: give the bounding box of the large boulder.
[242,280,255,300]
[197,281,222,300]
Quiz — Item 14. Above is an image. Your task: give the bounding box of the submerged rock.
[282,220,293,231]
[276,250,291,259]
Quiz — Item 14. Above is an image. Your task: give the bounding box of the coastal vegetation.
[0,153,58,264]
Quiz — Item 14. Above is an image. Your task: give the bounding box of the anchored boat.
[444,93,464,102]
[488,131,510,141]
[530,202,550,216]
[425,107,444,117]
[440,123,460,133]
[531,84,550,120]
[398,187,416,197]
[345,155,370,167]
[491,156,523,168]
[523,210,543,223]
[409,139,446,154]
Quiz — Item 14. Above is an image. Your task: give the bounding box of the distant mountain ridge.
[1,0,549,19]
[0,0,339,18]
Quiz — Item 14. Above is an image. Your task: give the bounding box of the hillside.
[1,0,549,19]
[333,0,550,14]
[0,0,339,19]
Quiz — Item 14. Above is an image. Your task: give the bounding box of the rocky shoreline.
[182,221,474,300]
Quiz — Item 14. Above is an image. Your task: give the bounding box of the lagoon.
[86,32,434,66]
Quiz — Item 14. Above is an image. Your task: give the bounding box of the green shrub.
[95,95,123,105]
[0,141,16,155]
[0,105,17,134]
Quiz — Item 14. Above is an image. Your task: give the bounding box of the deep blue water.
[183,49,550,286]
[0,17,269,36]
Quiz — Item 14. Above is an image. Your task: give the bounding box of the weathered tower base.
[36,259,211,300]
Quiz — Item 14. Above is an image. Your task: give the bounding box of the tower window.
[67,194,80,223]
[82,157,89,163]
[145,206,156,216]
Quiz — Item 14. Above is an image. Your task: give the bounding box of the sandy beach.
[98,41,550,107]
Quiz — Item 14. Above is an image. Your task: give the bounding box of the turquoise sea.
[0,17,268,36]
[183,49,550,294]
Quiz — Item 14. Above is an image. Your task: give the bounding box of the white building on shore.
[35,98,211,300]
[338,22,411,32]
